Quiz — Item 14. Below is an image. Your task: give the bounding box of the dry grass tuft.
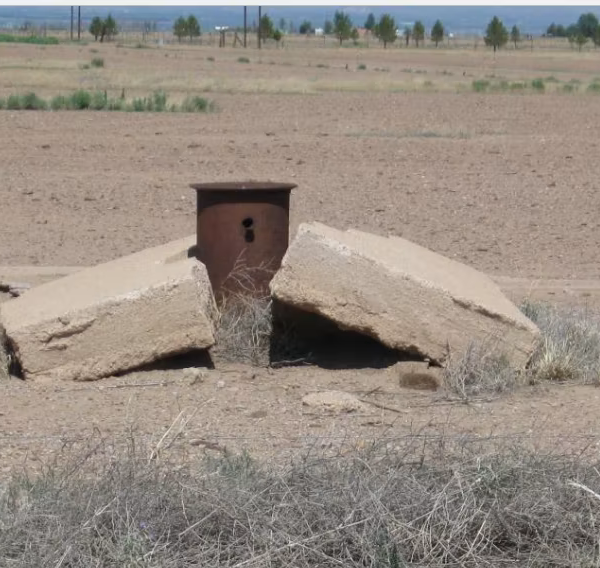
[2,431,600,566]
[213,292,273,367]
[522,301,600,384]
[443,339,518,400]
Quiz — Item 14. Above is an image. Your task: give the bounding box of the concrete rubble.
[0,235,217,381]
[270,222,539,368]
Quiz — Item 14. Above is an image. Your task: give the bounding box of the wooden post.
[77,6,81,40]
[258,5,261,49]
[70,6,73,40]
[243,6,247,47]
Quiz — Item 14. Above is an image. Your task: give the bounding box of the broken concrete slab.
[270,222,539,368]
[0,235,216,381]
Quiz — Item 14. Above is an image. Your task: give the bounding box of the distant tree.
[546,22,557,36]
[299,20,313,35]
[187,15,200,42]
[577,12,599,38]
[98,14,118,42]
[278,17,286,32]
[259,14,274,41]
[566,23,579,38]
[173,16,187,43]
[403,25,412,47]
[333,10,353,45]
[413,20,425,47]
[324,20,333,35]
[351,27,359,45]
[510,24,521,48]
[374,14,396,48]
[272,28,283,46]
[89,16,103,41]
[431,19,444,47]
[575,32,588,51]
[594,25,600,47]
[364,13,376,31]
[484,16,508,52]
[555,24,567,37]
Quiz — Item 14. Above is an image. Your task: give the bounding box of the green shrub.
[237,56,250,63]
[545,75,560,83]
[151,90,168,112]
[128,97,146,112]
[531,78,545,91]
[492,80,510,91]
[6,94,21,110]
[316,63,328,68]
[20,92,47,110]
[68,90,92,109]
[586,82,600,93]
[106,98,125,111]
[471,79,490,92]
[510,82,526,90]
[90,91,107,110]
[179,96,213,113]
[90,57,104,68]
[561,83,578,93]
[357,63,367,70]
[80,63,90,70]
[207,56,215,62]
[50,95,68,110]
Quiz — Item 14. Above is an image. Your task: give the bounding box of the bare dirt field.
[2,39,600,477]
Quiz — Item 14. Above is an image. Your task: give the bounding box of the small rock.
[302,391,367,414]
[216,380,225,389]
[183,367,204,385]
[249,410,268,419]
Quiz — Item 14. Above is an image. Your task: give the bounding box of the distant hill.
[0,5,597,35]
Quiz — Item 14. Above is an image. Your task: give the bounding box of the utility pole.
[77,6,81,40]
[257,5,261,49]
[243,6,247,47]
[70,6,74,40]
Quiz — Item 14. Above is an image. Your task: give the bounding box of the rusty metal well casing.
[190,182,297,299]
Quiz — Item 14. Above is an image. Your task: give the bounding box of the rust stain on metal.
[190,181,297,300]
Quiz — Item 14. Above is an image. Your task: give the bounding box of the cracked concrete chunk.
[270,222,539,368]
[0,235,217,381]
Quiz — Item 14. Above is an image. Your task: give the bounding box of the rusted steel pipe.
[190,181,297,300]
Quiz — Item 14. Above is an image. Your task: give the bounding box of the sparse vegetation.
[90,56,104,68]
[0,90,214,113]
[444,340,517,400]
[472,79,490,92]
[357,63,367,70]
[0,33,59,45]
[4,429,600,567]
[587,82,600,93]
[531,78,545,91]
[237,56,250,63]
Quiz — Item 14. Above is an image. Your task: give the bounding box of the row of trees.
[89,15,118,42]
[173,15,201,43]
[546,12,600,49]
